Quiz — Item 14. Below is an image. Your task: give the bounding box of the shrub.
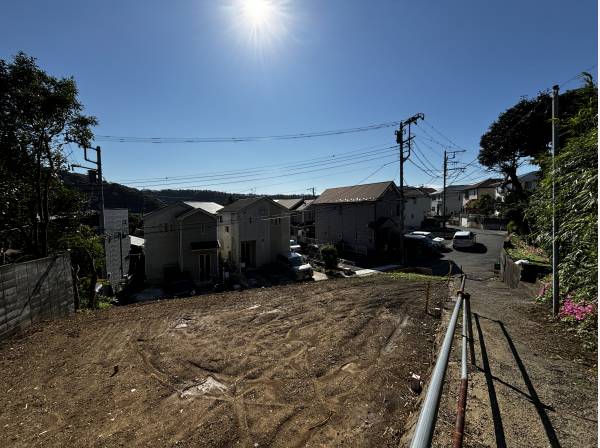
[320,245,338,269]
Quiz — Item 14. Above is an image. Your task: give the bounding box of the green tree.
[0,52,97,257]
[58,225,104,309]
[478,78,595,200]
[527,77,597,301]
[320,245,338,269]
[479,95,551,199]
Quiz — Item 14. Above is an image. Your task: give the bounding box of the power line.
[420,120,467,151]
[113,141,395,183]
[121,145,397,187]
[126,152,398,189]
[356,160,397,184]
[94,120,402,144]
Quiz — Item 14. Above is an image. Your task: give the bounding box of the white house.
[143,201,223,285]
[217,197,290,272]
[429,185,468,217]
[103,208,130,289]
[312,181,430,255]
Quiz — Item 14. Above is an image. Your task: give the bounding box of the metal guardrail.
[410,275,470,448]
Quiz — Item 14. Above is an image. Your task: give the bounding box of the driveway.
[440,227,506,278]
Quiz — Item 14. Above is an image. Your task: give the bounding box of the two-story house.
[143,201,223,285]
[312,181,430,256]
[429,185,468,217]
[461,178,503,210]
[217,197,290,272]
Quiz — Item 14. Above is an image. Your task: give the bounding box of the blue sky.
[1,0,596,195]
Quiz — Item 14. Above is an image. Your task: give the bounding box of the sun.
[227,0,290,51]
[241,0,274,29]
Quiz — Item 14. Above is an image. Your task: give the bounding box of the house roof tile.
[312,181,397,205]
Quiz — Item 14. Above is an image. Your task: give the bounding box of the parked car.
[290,244,302,253]
[409,231,445,248]
[403,234,440,259]
[277,252,313,280]
[452,231,476,249]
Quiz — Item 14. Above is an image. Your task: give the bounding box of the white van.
[452,231,476,249]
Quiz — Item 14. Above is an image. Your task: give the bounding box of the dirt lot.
[0,275,447,448]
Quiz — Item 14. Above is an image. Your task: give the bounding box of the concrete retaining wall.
[0,253,74,340]
[500,249,522,289]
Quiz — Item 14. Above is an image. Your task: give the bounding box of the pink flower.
[559,298,596,322]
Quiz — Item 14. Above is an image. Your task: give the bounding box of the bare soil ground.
[0,275,447,448]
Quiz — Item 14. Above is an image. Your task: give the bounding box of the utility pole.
[443,150,447,232]
[72,145,105,233]
[442,149,466,234]
[551,85,560,316]
[395,113,424,263]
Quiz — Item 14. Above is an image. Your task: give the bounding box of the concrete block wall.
[0,253,74,340]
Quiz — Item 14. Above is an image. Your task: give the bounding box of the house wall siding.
[180,212,219,282]
[103,209,130,287]
[218,200,290,270]
[144,203,188,284]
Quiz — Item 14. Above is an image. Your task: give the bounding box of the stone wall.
[0,253,74,340]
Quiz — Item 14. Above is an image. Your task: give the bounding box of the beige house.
[217,197,290,271]
[143,201,223,285]
[312,181,430,255]
[461,178,502,210]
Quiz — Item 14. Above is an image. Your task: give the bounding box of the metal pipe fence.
[410,275,470,448]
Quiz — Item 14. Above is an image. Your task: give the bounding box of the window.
[199,223,205,233]
[225,226,229,233]
[249,217,252,224]
[271,218,281,225]
[219,216,223,223]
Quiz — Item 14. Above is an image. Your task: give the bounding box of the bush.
[320,245,338,269]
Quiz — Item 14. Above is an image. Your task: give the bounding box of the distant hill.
[61,172,304,214]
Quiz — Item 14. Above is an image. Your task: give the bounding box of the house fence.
[0,253,74,340]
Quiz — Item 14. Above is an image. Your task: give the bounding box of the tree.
[527,77,597,301]
[320,245,338,269]
[479,94,551,199]
[58,225,104,309]
[478,78,595,198]
[0,52,97,257]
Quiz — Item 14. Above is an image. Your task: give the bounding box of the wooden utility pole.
[395,113,424,263]
[551,85,560,316]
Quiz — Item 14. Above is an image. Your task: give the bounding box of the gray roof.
[218,197,264,213]
[182,202,223,215]
[219,197,288,213]
[296,199,315,211]
[518,171,540,182]
[274,198,305,210]
[432,185,468,195]
[465,178,503,189]
[312,181,397,205]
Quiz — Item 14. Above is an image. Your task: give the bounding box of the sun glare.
[227,0,290,52]
[241,0,274,29]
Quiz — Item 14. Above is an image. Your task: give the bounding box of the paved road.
[440,227,506,278]
[430,227,597,447]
